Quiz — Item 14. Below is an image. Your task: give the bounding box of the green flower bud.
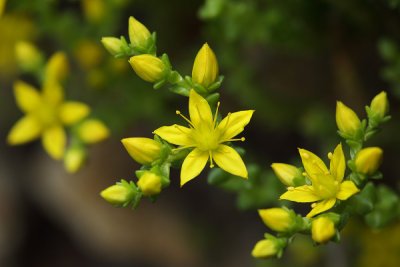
[121,137,162,166]
[192,43,218,88]
[258,208,294,232]
[370,91,389,120]
[100,182,136,206]
[128,16,151,48]
[137,171,162,196]
[271,163,302,186]
[311,216,335,243]
[355,147,383,175]
[129,54,166,83]
[336,101,361,136]
[251,239,279,259]
[101,37,124,56]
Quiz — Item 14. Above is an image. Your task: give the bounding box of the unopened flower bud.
[192,43,218,88]
[45,52,69,82]
[251,239,279,259]
[15,41,42,71]
[271,163,302,186]
[370,91,389,120]
[64,146,86,173]
[121,137,161,166]
[311,216,335,243]
[336,101,361,136]
[128,16,151,48]
[100,182,136,206]
[137,171,162,196]
[129,54,166,83]
[101,37,124,56]
[355,147,383,175]
[77,119,110,144]
[258,208,294,232]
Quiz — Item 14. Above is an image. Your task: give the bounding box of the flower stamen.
[176,110,194,127]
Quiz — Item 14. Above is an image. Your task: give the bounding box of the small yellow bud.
[355,147,383,175]
[121,137,162,166]
[258,208,293,232]
[100,183,135,206]
[77,119,110,144]
[311,217,335,243]
[45,52,69,82]
[64,146,86,173]
[192,43,218,88]
[129,54,166,83]
[336,101,361,136]
[128,16,151,48]
[15,41,42,71]
[101,37,124,56]
[137,171,162,196]
[370,91,389,120]
[271,163,301,186]
[251,239,278,259]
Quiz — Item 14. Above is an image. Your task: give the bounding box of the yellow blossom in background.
[355,147,383,175]
[74,40,105,69]
[128,16,151,48]
[81,0,106,23]
[64,146,86,173]
[154,89,254,186]
[7,80,90,159]
[311,216,335,243]
[0,0,6,17]
[129,54,166,83]
[192,43,219,88]
[121,137,162,166]
[280,143,359,218]
[336,101,361,136]
[77,119,110,144]
[15,41,42,71]
[137,171,162,196]
[45,51,69,82]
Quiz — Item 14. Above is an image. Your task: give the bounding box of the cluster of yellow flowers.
[8,42,109,173]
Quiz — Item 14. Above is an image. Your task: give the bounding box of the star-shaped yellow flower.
[154,89,254,186]
[280,143,359,218]
[7,80,90,159]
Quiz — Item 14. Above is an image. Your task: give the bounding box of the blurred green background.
[1,0,400,266]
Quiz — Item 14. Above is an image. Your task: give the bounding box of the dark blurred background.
[1,0,400,266]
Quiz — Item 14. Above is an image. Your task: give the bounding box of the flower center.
[313,174,339,199]
[34,103,58,127]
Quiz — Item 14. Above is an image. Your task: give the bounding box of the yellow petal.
[181,148,209,186]
[280,185,321,202]
[58,101,90,125]
[77,119,109,144]
[336,181,359,200]
[7,115,42,145]
[13,81,41,113]
[42,125,66,160]
[298,148,329,181]
[42,80,64,106]
[306,198,336,218]
[153,124,194,146]
[45,51,69,82]
[330,143,346,182]
[217,110,254,141]
[213,144,248,178]
[189,89,213,128]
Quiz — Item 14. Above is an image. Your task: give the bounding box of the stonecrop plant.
[98,15,399,260]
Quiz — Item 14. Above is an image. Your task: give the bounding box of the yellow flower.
[311,216,336,243]
[129,54,166,83]
[271,163,302,186]
[101,37,124,56]
[137,171,162,196]
[64,146,86,173]
[100,182,135,206]
[355,147,383,175]
[45,52,69,82]
[154,89,254,186]
[121,137,162,166]
[258,208,294,232]
[128,16,151,48]
[192,43,218,88]
[251,239,279,259]
[336,101,361,136]
[280,143,359,218]
[7,80,90,159]
[370,91,389,120]
[15,41,42,71]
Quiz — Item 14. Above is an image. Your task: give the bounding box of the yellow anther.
[334,181,339,186]
[302,153,309,159]
[311,203,317,208]
[241,137,245,141]
[302,172,308,177]
[327,152,333,160]
[288,187,295,191]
